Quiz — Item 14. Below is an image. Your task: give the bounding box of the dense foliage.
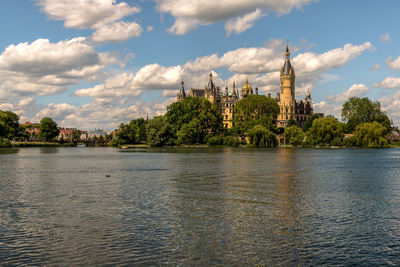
[39,117,59,142]
[354,122,389,148]
[146,116,174,147]
[233,95,280,135]
[307,117,344,146]
[342,97,391,133]
[248,125,277,148]
[284,125,305,147]
[0,110,21,147]
[166,97,222,144]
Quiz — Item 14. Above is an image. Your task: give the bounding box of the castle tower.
[278,43,296,127]
[232,81,237,97]
[241,77,253,98]
[206,71,216,105]
[177,79,186,102]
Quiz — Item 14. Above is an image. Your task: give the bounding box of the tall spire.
[283,41,292,75]
[180,79,186,98]
[232,81,237,97]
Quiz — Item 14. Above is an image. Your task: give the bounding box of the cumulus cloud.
[147,26,154,32]
[0,38,118,98]
[157,0,315,35]
[373,76,400,89]
[75,72,142,98]
[313,101,342,119]
[33,103,77,122]
[386,56,400,70]
[37,0,140,29]
[327,84,369,103]
[379,33,392,44]
[225,9,264,37]
[91,21,142,43]
[133,64,183,89]
[37,0,142,43]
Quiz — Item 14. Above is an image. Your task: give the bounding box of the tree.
[39,117,59,141]
[307,117,344,146]
[146,116,174,146]
[115,122,139,145]
[71,129,81,144]
[248,125,278,148]
[233,95,280,134]
[341,97,391,133]
[0,110,21,140]
[287,118,297,127]
[354,122,389,148]
[303,114,319,132]
[165,97,222,144]
[130,118,147,143]
[284,125,305,146]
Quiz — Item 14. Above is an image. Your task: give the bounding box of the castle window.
[230,109,232,113]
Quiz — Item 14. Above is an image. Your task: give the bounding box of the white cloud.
[147,26,154,32]
[373,76,400,89]
[0,38,118,98]
[18,97,35,107]
[292,42,374,74]
[133,64,183,89]
[37,0,140,29]
[37,0,142,43]
[225,9,264,37]
[91,21,142,43]
[327,84,369,103]
[379,33,392,44]
[313,101,342,119]
[75,72,142,98]
[157,0,315,35]
[33,103,77,122]
[370,64,380,71]
[386,56,400,70]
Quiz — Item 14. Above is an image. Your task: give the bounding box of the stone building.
[178,72,250,129]
[177,44,318,130]
[276,44,314,128]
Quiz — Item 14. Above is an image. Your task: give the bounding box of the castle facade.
[177,45,315,129]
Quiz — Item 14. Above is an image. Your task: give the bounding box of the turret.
[177,79,186,101]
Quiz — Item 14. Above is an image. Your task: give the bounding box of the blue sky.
[1,0,400,130]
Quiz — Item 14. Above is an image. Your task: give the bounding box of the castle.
[177,44,315,129]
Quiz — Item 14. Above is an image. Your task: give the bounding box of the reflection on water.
[1,147,400,265]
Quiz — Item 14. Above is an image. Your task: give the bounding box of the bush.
[0,138,11,148]
[207,135,224,146]
[223,136,240,147]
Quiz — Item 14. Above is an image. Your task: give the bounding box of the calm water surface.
[1,147,400,265]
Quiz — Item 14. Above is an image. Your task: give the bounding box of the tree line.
[2,95,399,148]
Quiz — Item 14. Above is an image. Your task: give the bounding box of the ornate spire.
[283,41,292,75]
[180,79,186,98]
[232,81,237,97]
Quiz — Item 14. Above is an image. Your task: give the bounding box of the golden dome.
[241,77,253,97]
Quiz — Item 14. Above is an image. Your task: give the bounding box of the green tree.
[146,116,174,146]
[287,118,297,127]
[354,122,389,147]
[307,117,344,146]
[130,118,147,142]
[115,122,139,145]
[233,95,280,134]
[248,125,278,148]
[39,117,59,141]
[0,110,21,141]
[303,114,319,132]
[71,129,81,144]
[341,97,391,133]
[284,125,305,146]
[165,97,222,144]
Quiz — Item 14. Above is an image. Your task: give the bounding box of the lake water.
[1,147,400,265]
